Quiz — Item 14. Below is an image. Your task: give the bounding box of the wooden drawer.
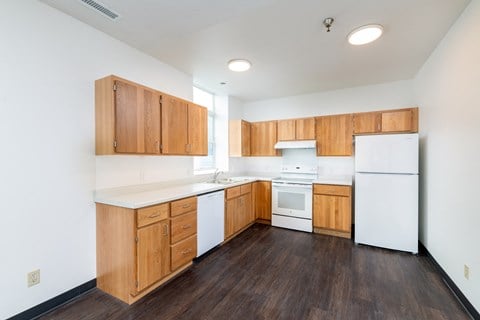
[240,183,251,195]
[226,186,241,199]
[171,235,197,271]
[137,203,169,228]
[313,184,351,197]
[170,211,197,244]
[171,197,197,217]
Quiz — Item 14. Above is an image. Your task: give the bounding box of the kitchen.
[1,0,479,319]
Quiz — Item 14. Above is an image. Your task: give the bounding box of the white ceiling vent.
[78,0,120,20]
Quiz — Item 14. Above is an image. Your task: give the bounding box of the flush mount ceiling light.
[348,24,383,45]
[228,59,251,72]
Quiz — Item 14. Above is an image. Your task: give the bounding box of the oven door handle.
[272,182,312,189]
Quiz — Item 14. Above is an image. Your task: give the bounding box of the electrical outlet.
[464,264,470,280]
[27,269,40,287]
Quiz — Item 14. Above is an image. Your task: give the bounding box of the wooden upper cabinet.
[353,112,380,134]
[143,89,161,154]
[188,103,208,155]
[95,75,208,156]
[353,108,418,134]
[381,108,418,133]
[114,80,143,153]
[161,95,188,155]
[250,121,280,156]
[277,118,315,141]
[229,120,251,157]
[277,119,296,141]
[295,118,315,140]
[316,114,353,156]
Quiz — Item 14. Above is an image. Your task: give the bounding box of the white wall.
[0,0,193,318]
[242,80,414,121]
[414,0,480,311]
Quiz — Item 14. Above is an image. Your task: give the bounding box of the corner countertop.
[94,176,272,209]
[313,175,353,186]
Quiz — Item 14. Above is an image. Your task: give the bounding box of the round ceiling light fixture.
[347,24,383,45]
[228,59,251,72]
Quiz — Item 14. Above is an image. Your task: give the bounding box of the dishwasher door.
[197,190,225,257]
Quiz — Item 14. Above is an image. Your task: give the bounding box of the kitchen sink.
[208,177,253,185]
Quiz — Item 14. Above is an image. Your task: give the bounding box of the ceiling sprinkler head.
[323,17,334,32]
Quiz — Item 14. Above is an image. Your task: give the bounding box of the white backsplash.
[232,149,354,178]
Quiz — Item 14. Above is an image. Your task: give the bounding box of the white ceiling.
[41,0,470,101]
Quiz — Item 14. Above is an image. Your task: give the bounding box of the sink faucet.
[212,169,223,182]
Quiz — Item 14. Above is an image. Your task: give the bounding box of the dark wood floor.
[39,224,471,320]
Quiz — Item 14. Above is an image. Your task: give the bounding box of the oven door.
[272,183,312,219]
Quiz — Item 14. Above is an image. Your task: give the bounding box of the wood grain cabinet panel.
[171,235,197,271]
[188,103,208,155]
[250,121,280,156]
[95,75,208,156]
[137,203,169,228]
[277,119,296,141]
[136,220,170,292]
[253,181,272,221]
[224,184,254,240]
[161,95,188,154]
[170,211,197,244]
[313,184,352,238]
[381,108,418,133]
[353,108,418,135]
[353,112,380,134]
[171,197,197,217]
[114,80,143,153]
[295,118,315,140]
[316,114,353,156]
[229,120,251,157]
[277,118,315,141]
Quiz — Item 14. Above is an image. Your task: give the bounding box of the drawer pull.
[182,224,192,229]
[148,212,161,218]
[181,249,192,255]
[182,204,191,209]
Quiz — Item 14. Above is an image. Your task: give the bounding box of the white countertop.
[313,175,353,186]
[94,176,271,209]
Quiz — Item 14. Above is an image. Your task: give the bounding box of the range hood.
[274,140,316,149]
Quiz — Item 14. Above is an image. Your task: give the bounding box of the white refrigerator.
[354,133,419,253]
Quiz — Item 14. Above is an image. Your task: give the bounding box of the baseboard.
[8,279,96,320]
[419,242,479,320]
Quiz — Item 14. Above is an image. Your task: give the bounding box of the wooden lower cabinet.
[96,196,197,304]
[313,184,352,239]
[224,184,254,239]
[136,221,170,292]
[253,181,272,221]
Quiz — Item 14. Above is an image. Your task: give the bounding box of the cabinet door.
[250,121,280,156]
[114,80,144,153]
[161,95,188,154]
[136,220,170,292]
[254,181,272,220]
[313,194,351,232]
[381,109,416,133]
[353,112,380,134]
[241,121,251,156]
[143,89,161,154]
[188,103,208,155]
[225,198,236,238]
[295,118,315,140]
[277,119,296,141]
[316,114,353,156]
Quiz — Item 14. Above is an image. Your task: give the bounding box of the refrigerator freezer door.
[355,134,418,174]
[355,173,418,253]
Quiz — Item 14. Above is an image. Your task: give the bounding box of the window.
[193,87,215,173]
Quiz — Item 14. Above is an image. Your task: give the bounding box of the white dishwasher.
[197,190,225,257]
